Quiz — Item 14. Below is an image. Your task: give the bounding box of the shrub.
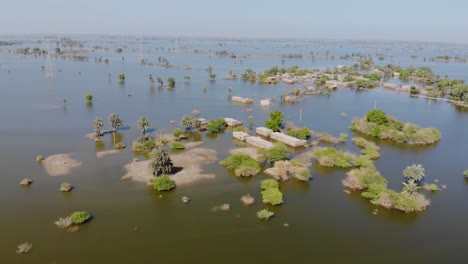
[257,209,274,220]
[206,118,227,132]
[59,182,73,192]
[424,183,439,191]
[366,109,388,125]
[339,133,348,143]
[261,179,279,190]
[261,188,284,205]
[170,142,186,150]
[172,128,182,138]
[155,137,169,146]
[310,147,357,168]
[258,142,289,163]
[132,140,155,152]
[69,211,91,224]
[285,127,310,140]
[119,73,125,80]
[220,153,254,170]
[36,155,44,162]
[464,170,468,178]
[235,160,261,177]
[152,175,176,191]
[85,93,93,101]
[19,178,33,186]
[240,194,255,205]
[54,217,73,229]
[167,77,175,88]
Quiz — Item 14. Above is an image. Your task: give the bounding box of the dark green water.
[1,37,468,263]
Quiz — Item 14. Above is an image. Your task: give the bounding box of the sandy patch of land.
[42,153,82,176]
[96,149,122,158]
[122,148,217,186]
[184,141,204,149]
[84,132,98,140]
[229,147,260,160]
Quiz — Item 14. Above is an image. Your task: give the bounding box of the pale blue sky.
[1,0,467,43]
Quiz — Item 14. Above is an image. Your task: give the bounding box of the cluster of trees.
[92,113,124,146]
[350,110,441,145]
[342,165,430,213]
[220,153,261,177]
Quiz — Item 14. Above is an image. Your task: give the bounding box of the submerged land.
[2,35,468,263]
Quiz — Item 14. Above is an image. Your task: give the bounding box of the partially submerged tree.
[167,77,175,88]
[180,115,194,131]
[401,180,421,199]
[264,110,284,132]
[209,73,216,81]
[93,117,104,137]
[109,113,123,132]
[157,77,164,87]
[108,113,123,146]
[137,117,150,136]
[403,164,425,182]
[149,148,174,176]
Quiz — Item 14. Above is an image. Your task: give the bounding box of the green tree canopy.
[366,109,388,125]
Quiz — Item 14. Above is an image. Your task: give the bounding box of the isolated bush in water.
[152,175,176,191]
[69,211,91,224]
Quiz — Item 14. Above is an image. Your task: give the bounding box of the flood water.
[1,36,468,263]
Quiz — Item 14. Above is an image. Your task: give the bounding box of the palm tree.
[108,113,123,146]
[149,148,174,176]
[137,117,150,136]
[401,180,421,198]
[403,164,425,182]
[109,113,123,132]
[93,117,104,137]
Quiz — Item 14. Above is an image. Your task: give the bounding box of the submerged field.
[1,36,468,263]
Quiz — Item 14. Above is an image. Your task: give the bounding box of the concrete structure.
[383,83,400,90]
[270,132,307,147]
[232,131,250,141]
[232,96,253,104]
[246,136,274,149]
[224,118,243,127]
[284,96,298,103]
[260,99,271,106]
[256,127,273,137]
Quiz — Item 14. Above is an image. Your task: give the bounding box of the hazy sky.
[1,0,468,43]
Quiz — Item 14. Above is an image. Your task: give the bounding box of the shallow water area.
[1,36,468,263]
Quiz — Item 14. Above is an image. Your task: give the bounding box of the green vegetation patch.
[152,175,176,191]
[69,211,92,224]
[261,188,284,206]
[170,142,186,150]
[285,127,310,140]
[257,209,275,220]
[258,142,289,163]
[342,167,429,213]
[350,110,441,145]
[220,153,261,177]
[310,146,358,168]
